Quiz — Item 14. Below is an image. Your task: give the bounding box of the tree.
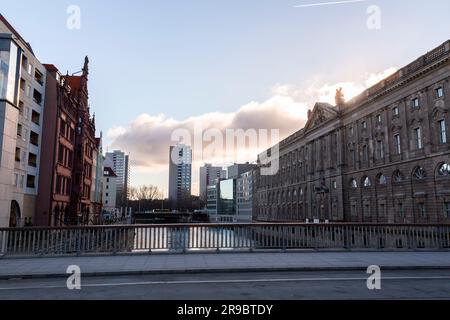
[137,185,160,200]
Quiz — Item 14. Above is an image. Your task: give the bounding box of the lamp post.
[314,179,330,221]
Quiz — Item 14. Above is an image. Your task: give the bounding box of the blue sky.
[2,0,450,194]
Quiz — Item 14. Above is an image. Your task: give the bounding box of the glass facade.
[0,38,20,104]
[218,179,235,216]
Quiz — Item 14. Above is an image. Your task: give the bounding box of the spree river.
[133,226,255,252]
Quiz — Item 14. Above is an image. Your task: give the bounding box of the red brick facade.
[35,57,98,226]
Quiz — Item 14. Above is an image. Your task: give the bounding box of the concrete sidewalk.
[1,251,450,279]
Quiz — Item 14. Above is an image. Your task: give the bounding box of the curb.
[1,265,450,280]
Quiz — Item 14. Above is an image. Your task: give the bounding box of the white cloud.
[107,67,397,194]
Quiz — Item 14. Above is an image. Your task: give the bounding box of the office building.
[168,144,192,210]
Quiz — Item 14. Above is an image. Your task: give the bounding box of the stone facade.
[254,40,450,224]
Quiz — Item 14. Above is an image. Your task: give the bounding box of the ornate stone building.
[254,40,450,224]
[35,58,99,226]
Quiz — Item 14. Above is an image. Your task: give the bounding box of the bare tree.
[128,186,139,201]
[137,185,160,200]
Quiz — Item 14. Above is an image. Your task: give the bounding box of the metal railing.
[0,223,449,257]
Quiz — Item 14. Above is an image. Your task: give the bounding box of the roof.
[64,76,82,92]
[103,167,117,177]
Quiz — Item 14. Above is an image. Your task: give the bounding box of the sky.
[2,0,450,196]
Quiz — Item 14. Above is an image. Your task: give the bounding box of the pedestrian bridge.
[1,223,449,257]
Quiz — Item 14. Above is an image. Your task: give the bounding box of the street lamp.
[314,179,330,221]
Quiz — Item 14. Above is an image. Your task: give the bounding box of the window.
[436,87,444,99]
[393,170,404,183]
[31,110,40,125]
[332,180,337,189]
[27,63,32,75]
[33,89,42,105]
[438,163,450,176]
[411,97,420,109]
[17,123,22,137]
[363,202,371,217]
[414,128,423,149]
[350,178,358,189]
[413,166,426,180]
[393,106,399,116]
[418,203,426,218]
[15,147,21,162]
[398,202,405,217]
[26,175,36,188]
[34,69,43,85]
[443,202,450,218]
[28,153,37,167]
[362,121,367,129]
[349,126,354,136]
[363,176,371,187]
[377,140,384,159]
[377,174,387,185]
[394,134,401,154]
[439,120,447,144]
[30,131,39,146]
[351,203,357,216]
[376,114,382,124]
[362,145,368,162]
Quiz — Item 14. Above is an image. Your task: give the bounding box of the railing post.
[249,226,254,253]
[0,230,7,257]
[76,229,81,256]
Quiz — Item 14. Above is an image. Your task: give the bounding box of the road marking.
[1,275,450,291]
[294,0,368,8]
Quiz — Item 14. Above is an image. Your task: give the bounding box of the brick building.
[35,57,99,226]
[254,40,450,224]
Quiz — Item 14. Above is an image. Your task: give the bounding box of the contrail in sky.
[294,0,368,8]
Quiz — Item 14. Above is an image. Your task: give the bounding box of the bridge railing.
[0,223,449,257]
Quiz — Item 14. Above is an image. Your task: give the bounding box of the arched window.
[393,170,404,183]
[362,176,371,187]
[377,174,387,185]
[438,163,450,176]
[350,178,358,189]
[413,166,426,180]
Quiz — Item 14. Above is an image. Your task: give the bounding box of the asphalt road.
[0,270,450,300]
